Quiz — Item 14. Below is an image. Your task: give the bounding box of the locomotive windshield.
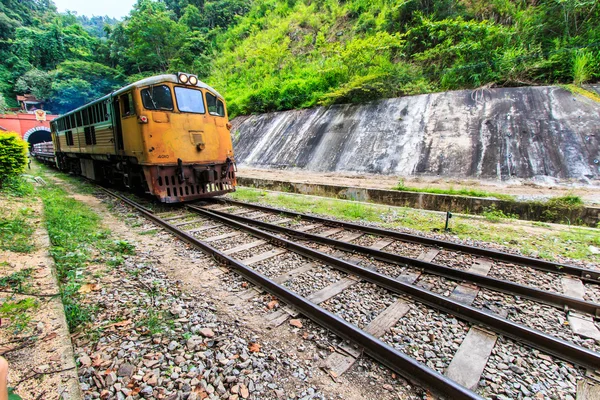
[141,85,174,111]
[175,87,206,114]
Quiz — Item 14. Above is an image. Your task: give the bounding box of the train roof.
[54,74,223,119]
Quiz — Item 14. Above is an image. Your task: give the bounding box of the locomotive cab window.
[174,87,205,114]
[142,85,174,111]
[206,92,225,117]
[120,92,135,117]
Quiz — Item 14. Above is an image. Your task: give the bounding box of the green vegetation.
[394,179,514,201]
[0,267,34,293]
[482,205,517,222]
[0,297,39,333]
[0,132,28,186]
[1,1,599,116]
[228,187,600,262]
[37,170,135,330]
[0,207,35,253]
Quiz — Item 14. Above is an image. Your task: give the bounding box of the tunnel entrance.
[24,127,51,148]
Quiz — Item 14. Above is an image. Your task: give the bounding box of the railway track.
[99,188,600,399]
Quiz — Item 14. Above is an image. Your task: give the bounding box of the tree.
[49,78,94,113]
[46,60,124,113]
[124,0,188,72]
[15,69,53,100]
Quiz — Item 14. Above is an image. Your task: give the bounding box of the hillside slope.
[210,0,600,117]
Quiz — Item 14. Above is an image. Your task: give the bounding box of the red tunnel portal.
[0,112,57,146]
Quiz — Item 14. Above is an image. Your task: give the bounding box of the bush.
[0,132,28,186]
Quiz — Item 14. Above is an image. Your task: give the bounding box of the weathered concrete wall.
[231,86,600,181]
[238,177,600,227]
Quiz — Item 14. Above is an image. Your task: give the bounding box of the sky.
[53,0,137,19]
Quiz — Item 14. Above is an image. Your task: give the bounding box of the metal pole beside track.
[98,188,482,400]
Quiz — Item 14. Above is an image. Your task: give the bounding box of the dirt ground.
[0,198,80,400]
[237,167,600,204]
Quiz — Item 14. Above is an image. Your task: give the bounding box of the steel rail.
[194,206,600,317]
[212,199,600,283]
[190,205,600,370]
[98,187,481,400]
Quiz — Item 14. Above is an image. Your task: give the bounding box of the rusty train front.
[51,73,236,202]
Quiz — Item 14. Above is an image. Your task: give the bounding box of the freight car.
[46,73,236,203]
[30,141,56,166]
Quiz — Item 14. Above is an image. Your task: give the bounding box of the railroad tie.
[318,228,344,238]
[173,218,204,227]
[445,258,497,390]
[336,232,363,243]
[397,249,439,286]
[562,277,600,341]
[239,249,287,266]
[322,250,438,378]
[271,218,292,225]
[186,225,220,234]
[324,299,411,377]
[561,277,600,400]
[295,223,323,233]
[369,239,394,251]
[161,214,189,222]
[202,232,242,242]
[223,240,267,255]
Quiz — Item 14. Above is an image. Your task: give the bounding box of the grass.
[0,297,39,334]
[0,176,37,253]
[0,267,34,293]
[394,179,515,201]
[482,205,517,222]
[562,84,600,103]
[228,187,600,262]
[0,211,36,253]
[34,166,136,331]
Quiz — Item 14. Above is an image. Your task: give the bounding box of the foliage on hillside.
[210,0,600,116]
[0,0,598,116]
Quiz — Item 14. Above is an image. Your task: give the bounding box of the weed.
[0,298,39,333]
[0,175,34,197]
[0,214,35,253]
[138,309,167,335]
[110,239,136,255]
[0,268,34,293]
[483,205,517,222]
[139,229,158,235]
[393,181,514,201]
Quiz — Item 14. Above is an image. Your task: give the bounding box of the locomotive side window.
[102,103,108,121]
[120,93,135,117]
[205,92,225,117]
[142,85,174,111]
[174,87,205,114]
[76,112,82,127]
[82,109,89,125]
[65,131,74,146]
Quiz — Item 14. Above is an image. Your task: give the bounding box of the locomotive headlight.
[178,73,189,84]
[189,75,198,85]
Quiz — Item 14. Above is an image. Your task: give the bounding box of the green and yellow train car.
[51,73,236,202]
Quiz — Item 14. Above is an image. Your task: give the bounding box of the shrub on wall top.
[0,132,28,186]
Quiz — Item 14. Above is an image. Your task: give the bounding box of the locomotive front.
[132,73,236,202]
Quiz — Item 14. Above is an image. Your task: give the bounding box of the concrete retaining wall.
[238,177,600,227]
[232,86,600,182]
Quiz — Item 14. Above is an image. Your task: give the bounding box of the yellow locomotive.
[51,73,236,203]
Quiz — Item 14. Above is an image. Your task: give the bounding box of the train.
[31,73,237,203]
